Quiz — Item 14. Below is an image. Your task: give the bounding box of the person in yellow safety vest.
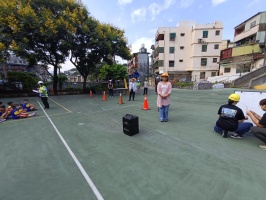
[38,81,50,109]
[136,79,141,93]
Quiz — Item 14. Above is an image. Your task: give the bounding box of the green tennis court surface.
[1,88,265,200]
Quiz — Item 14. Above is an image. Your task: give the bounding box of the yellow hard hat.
[161,72,168,77]
[228,94,240,102]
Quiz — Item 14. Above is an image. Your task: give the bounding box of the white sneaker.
[259,145,266,150]
[29,112,36,117]
[230,133,243,139]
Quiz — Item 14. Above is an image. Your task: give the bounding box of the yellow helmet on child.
[228,94,240,102]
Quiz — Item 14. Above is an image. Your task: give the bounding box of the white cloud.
[116,37,153,64]
[246,0,261,8]
[149,0,176,20]
[180,0,194,8]
[117,0,133,6]
[62,59,75,72]
[212,0,227,6]
[131,8,146,23]
[131,37,153,54]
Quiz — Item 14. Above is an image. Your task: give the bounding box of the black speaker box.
[122,114,139,136]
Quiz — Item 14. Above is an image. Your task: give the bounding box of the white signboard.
[235,91,266,124]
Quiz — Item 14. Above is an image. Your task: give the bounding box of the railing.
[233,65,266,87]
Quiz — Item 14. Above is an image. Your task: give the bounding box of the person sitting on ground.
[246,98,266,150]
[11,104,36,119]
[7,102,17,117]
[22,99,37,112]
[214,93,253,138]
[0,102,8,122]
[0,105,8,121]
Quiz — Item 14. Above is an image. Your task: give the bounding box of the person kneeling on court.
[214,94,253,138]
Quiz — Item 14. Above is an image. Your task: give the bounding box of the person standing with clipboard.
[37,81,50,109]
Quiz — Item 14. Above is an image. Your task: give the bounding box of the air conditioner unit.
[198,38,202,43]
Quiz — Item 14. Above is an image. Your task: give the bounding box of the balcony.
[232,43,261,57]
[155,32,164,41]
[154,40,165,49]
[234,25,259,42]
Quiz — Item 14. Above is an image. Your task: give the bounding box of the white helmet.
[38,81,43,84]
[159,70,164,74]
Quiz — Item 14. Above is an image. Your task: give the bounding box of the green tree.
[99,64,127,81]
[69,19,131,91]
[7,71,38,90]
[69,17,102,91]
[0,0,88,95]
[98,23,131,64]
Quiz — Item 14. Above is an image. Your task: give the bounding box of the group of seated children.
[0,99,37,123]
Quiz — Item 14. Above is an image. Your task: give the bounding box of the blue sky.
[62,0,265,70]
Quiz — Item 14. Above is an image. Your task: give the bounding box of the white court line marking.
[48,98,72,113]
[37,100,104,200]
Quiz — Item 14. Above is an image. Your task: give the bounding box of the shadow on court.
[1,88,266,200]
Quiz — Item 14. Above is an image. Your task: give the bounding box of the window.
[200,72,205,79]
[224,68,231,73]
[158,47,164,53]
[180,46,184,50]
[170,33,176,40]
[215,30,220,36]
[236,66,250,73]
[211,72,216,76]
[250,21,256,29]
[201,45,207,52]
[214,44,219,49]
[169,47,175,53]
[180,33,185,36]
[158,60,164,67]
[203,31,208,38]
[169,61,174,67]
[213,58,218,63]
[201,58,207,66]
[179,60,183,62]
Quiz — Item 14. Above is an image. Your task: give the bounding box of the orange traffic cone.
[102,91,107,101]
[142,95,150,110]
[118,92,124,104]
[89,90,93,98]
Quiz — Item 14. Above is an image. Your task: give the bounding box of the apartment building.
[219,11,266,76]
[152,21,223,82]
